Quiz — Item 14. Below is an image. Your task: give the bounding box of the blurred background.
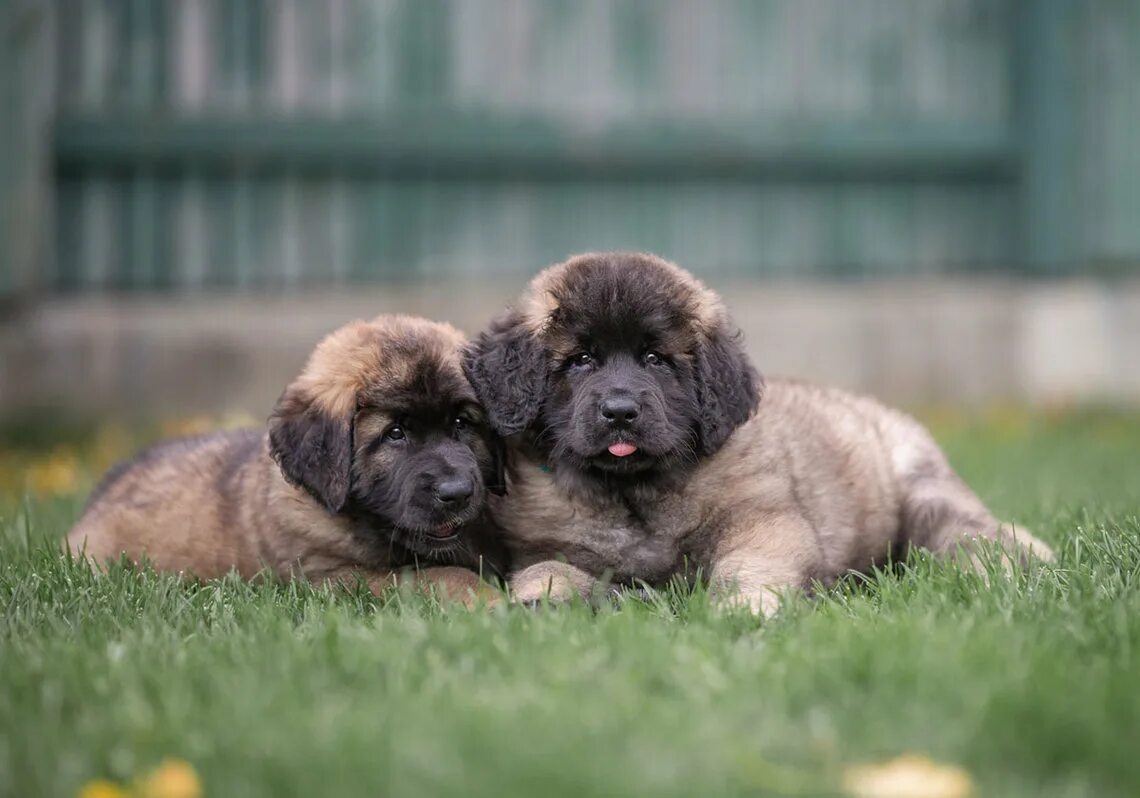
[1,0,1139,434]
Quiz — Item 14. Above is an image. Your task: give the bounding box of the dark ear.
[267,387,354,514]
[484,432,508,496]
[463,311,549,436]
[694,323,761,455]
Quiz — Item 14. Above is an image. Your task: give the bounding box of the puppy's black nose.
[600,397,640,425]
[434,478,474,506]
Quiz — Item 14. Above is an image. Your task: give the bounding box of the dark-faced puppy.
[466,252,1052,614]
[557,256,752,479]
[69,315,507,603]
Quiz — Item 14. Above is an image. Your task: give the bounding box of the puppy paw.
[400,566,502,609]
[519,598,556,611]
[511,573,580,605]
[711,585,784,618]
[509,561,595,605]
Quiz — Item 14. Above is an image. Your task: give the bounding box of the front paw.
[518,598,558,611]
[406,566,503,608]
[711,585,784,618]
[511,571,581,605]
[509,561,595,606]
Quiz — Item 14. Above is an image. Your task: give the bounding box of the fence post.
[1016,0,1081,276]
[0,0,53,301]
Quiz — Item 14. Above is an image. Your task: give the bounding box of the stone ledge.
[3,278,1138,419]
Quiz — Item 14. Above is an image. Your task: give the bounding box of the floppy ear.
[484,433,508,496]
[694,323,761,455]
[267,386,355,513]
[463,311,549,436]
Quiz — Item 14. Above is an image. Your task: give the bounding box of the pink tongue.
[607,442,638,457]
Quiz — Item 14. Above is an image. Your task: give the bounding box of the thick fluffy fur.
[69,315,507,602]
[465,252,1052,614]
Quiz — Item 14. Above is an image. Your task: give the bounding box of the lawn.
[1,408,1138,797]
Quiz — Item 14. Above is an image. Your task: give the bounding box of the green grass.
[2,410,1139,797]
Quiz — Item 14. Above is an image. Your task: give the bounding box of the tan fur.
[299,314,467,417]
[492,256,1053,614]
[67,315,499,606]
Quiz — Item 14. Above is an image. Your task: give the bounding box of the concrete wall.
[2,279,1138,421]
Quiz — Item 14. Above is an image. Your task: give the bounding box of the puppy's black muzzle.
[600,396,640,427]
[399,443,486,538]
[433,477,475,509]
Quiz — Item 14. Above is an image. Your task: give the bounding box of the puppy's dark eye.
[453,415,470,431]
[385,425,406,441]
[570,352,593,367]
[643,351,663,366]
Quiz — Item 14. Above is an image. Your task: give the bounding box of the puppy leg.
[709,513,822,617]
[902,474,1054,567]
[510,560,597,605]
[327,566,501,608]
[399,566,504,607]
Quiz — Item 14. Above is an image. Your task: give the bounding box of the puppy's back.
[68,429,267,578]
[732,378,1051,568]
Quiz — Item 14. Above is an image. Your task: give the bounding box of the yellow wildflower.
[843,754,973,798]
[77,780,131,798]
[135,758,202,798]
[26,448,81,497]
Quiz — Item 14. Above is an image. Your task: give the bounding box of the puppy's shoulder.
[695,378,894,482]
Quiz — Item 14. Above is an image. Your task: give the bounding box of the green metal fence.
[3,0,1139,294]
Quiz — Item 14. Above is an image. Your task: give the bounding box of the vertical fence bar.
[1,1,55,298]
[1016,0,1081,275]
[174,0,209,110]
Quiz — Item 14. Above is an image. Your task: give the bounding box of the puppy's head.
[269,315,505,556]
[465,252,759,482]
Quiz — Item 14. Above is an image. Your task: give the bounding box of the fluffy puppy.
[69,315,507,603]
[465,252,1052,614]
